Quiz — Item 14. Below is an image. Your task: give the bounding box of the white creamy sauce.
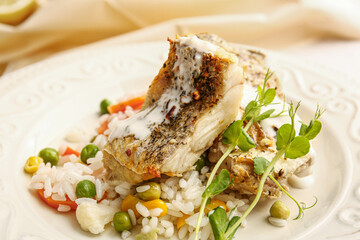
[177,36,218,53]
[268,217,288,227]
[238,84,315,188]
[288,174,315,189]
[238,84,302,138]
[109,36,218,141]
[109,104,164,140]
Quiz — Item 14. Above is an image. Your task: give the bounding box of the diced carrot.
[38,189,107,211]
[177,214,190,229]
[38,189,77,211]
[97,121,109,135]
[62,146,80,157]
[107,95,145,114]
[204,199,227,214]
[121,195,141,218]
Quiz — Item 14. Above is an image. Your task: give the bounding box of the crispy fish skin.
[103,36,243,184]
[196,33,282,95]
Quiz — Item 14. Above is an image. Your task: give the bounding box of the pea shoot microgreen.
[194,69,323,240]
[195,69,283,240]
[299,105,324,140]
[253,156,317,220]
[268,174,318,220]
[194,169,234,240]
[253,157,270,175]
[222,102,323,240]
[208,206,240,240]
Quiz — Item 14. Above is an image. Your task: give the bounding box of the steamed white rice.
[29,103,250,239]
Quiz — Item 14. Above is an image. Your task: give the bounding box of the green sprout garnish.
[194,69,323,240]
[222,102,322,239]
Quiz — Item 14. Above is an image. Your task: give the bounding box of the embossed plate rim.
[0,41,358,240]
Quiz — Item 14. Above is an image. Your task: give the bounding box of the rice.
[28,95,253,239]
[149,217,158,229]
[166,209,184,217]
[31,174,48,182]
[179,179,187,188]
[178,225,188,239]
[74,163,93,174]
[160,220,173,229]
[200,224,212,240]
[63,181,76,201]
[75,198,96,205]
[44,177,52,198]
[58,144,67,155]
[95,179,103,200]
[136,202,150,218]
[136,185,150,193]
[185,213,208,228]
[31,159,249,238]
[142,217,150,226]
[93,134,107,150]
[109,197,122,209]
[128,209,137,226]
[141,225,151,234]
[158,225,165,235]
[164,226,174,238]
[30,182,43,189]
[114,182,133,196]
[58,204,71,212]
[226,200,235,210]
[121,230,131,239]
[149,208,163,217]
[52,193,66,201]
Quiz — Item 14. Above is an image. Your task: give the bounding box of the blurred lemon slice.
[0,0,37,25]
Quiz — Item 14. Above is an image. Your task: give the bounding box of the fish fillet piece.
[208,121,314,198]
[103,35,244,185]
[196,33,282,95]
[200,33,313,198]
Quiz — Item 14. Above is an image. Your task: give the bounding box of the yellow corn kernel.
[142,199,168,217]
[24,156,43,174]
[121,195,141,218]
[204,199,227,214]
[176,214,190,229]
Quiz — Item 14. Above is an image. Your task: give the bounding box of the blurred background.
[0,0,359,77]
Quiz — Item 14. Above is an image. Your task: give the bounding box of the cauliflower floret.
[76,201,116,234]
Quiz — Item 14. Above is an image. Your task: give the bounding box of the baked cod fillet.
[199,33,313,198]
[196,33,282,94]
[103,35,244,185]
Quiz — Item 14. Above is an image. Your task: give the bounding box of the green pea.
[270,200,290,220]
[113,211,132,232]
[100,99,112,115]
[76,180,96,198]
[38,148,59,166]
[80,144,99,164]
[195,156,206,172]
[137,182,161,201]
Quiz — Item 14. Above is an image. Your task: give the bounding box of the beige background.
[0,0,359,78]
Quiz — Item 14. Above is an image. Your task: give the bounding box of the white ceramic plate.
[0,42,359,240]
